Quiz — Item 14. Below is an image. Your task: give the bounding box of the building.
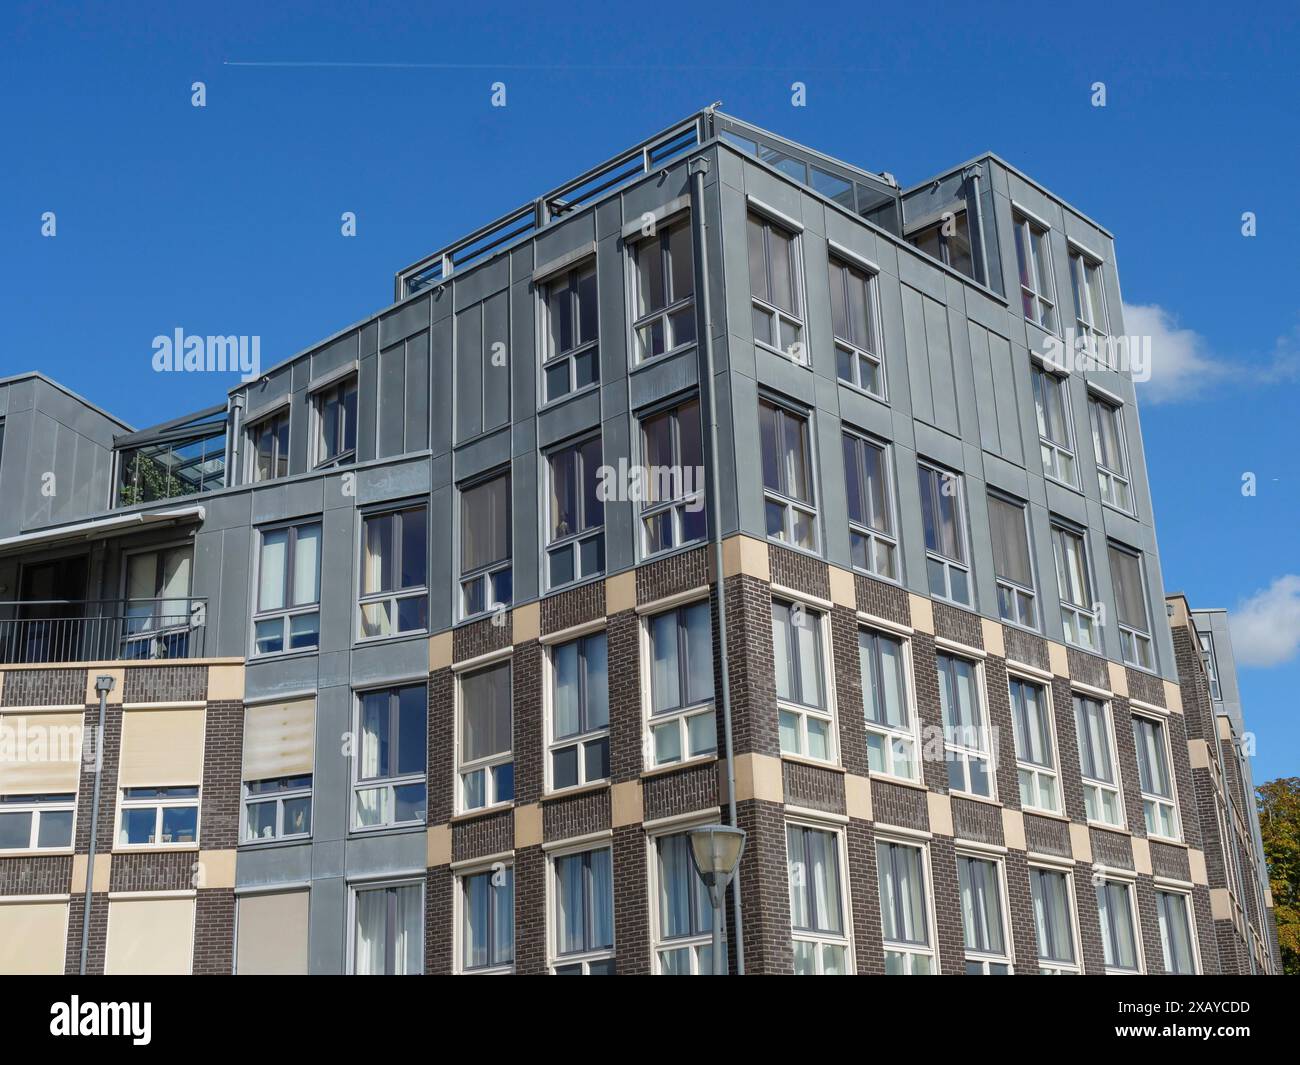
[0,106,1274,974]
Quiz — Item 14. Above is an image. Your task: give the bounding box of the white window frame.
[1068,245,1110,356]
[347,876,425,976]
[876,834,938,974]
[641,596,717,769]
[242,774,312,844]
[547,841,616,974]
[647,818,720,975]
[1073,693,1125,829]
[545,631,610,794]
[786,818,854,974]
[772,596,837,765]
[456,659,514,815]
[246,407,290,484]
[759,399,819,552]
[1197,631,1222,701]
[1008,672,1062,815]
[1032,364,1077,488]
[1109,543,1155,671]
[1051,522,1099,651]
[1088,391,1132,512]
[636,397,706,559]
[455,860,515,975]
[357,504,429,641]
[859,625,919,783]
[0,793,76,852]
[1154,886,1200,975]
[539,261,600,406]
[251,519,322,657]
[842,430,899,582]
[311,374,358,470]
[351,684,427,832]
[543,434,606,591]
[1028,862,1082,974]
[1132,710,1180,841]
[1013,211,1058,333]
[747,210,806,363]
[457,469,513,622]
[936,650,995,800]
[988,492,1038,630]
[955,850,1014,974]
[116,786,201,849]
[916,460,972,606]
[828,255,886,398]
[629,218,696,364]
[1095,875,1145,974]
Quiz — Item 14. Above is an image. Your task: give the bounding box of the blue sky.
[2,2,1297,782]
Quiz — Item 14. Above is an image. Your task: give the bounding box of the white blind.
[241,699,315,782]
[236,890,310,974]
[0,713,84,795]
[0,900,68,974]
[104,897,195,974]
[118,708,205,788]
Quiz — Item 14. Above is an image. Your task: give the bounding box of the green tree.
[1258,776,1300,974]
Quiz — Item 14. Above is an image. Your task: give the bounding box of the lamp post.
[688,823,746,975]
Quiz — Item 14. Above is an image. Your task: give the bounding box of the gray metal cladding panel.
[378,343,406,458]
[405,332,430,453]
[310,329,359,381]
[923,295,959,436]
[987,330,1025,465]
[343,827,426,878]
[453,255,509,311]
[318,507,354,651]
[537,389,601,450]
[754,347,817,408]
[533,211,595,268]
[481,290,511,433]
[349,636,429,688]
[235,841,313,888]
[901,285,933,424]
[358,352,378,464]
[244,652,319,702]
[453,426,512,483]
[628,348,698,412]
[379,294,431,348]
[250,478,325,526]
[430,315,454,457]
[353,456,431,506]
[455,305,483,442]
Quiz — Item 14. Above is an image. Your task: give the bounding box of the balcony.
[0,598,208,665]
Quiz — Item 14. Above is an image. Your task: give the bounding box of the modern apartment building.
[0,106,1275,974]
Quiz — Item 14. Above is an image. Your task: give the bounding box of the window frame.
[908,209,974,278]
[543,433,606,591]
[1132,711,1181,841]
[1095,875,1144,974]
[916,459,972,606]
[1068,245,1110,355]
[786,818,854,974]
[539,261,600,406]
[1154,887,1199,975]
[350,684,428,832]
[842,429,899,582]
[828,255,886,398]
[876,835,937,974]
[859,625,919,783]
[629,218,696,365]
[987,491,1038,630]
[642,596,717,769]
[747,210,807,364]
[0,793,76,853]
[1013,211,1059,334]
[251,519,322,658]
[936,650,995,800]
[1109,543,1155,671]
[1051,521,1099,651]
[357,503,429,641]
[548,843,616,974]
[1008,672,1062,815]
[1031,364,1078,488]
[241,773,312,844]
[1197,631,1222,701]
[456,659,515,815]
[955,851,1014,974]
[1028,863,1082,974]
[1088,391,1132,513]
[116,785,201,849]
[348,876,425,976]
[312,375,358,470]
[1073,693,1125,829]
[246,407,290,484]
[636,396,707,559]
[457,469,513,622]
[772,597,837,764]
[456,861,515,975]
[545,631,610,794]
[647,820,719,975]
[759,398,819,552]
[119,541,195,656]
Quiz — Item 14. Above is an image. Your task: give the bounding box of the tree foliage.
[1257,776,1300,974]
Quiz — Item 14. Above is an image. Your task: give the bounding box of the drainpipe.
[80,673,114,974]
[964,166,991,289]
[689,155,745,974]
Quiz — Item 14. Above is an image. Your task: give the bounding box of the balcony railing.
[0,598,208,665]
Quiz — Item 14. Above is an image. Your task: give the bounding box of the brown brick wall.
[192,888,233,974]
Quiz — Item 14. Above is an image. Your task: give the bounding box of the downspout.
[965,166,992,289]
[80,673,115,974]
[688,154,745,974]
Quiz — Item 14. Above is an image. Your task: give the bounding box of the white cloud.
[1229,575,1300,668]
[1124,302,1230,404]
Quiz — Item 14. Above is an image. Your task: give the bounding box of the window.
[842,432,897,580]
[235,890,309,975]
[353,685,427,829]
[1109,544,1154,669]
[1095,878,1141,972]
[459,472,512,619]
[1030,868,1079,974]
[253,522,321,655]
[117,786,199,846]
[549,633,609,790]
[116,423,226,505]
[1197,631,1222,701]
[123,545,194,658]
[917,461,970,605]
[314,376,357,468]
[747,212,804,361]
[1074,695,1122,827]
[1156,890,1197,974]
[0,898,67,974]
[1052,524,1097,650]
[1133,715,1179,839]
[646,600,716,766]
[1009,677,1059,813]
[541,264,599,403]
[639,398,706,555]
[877,839,933,974]
[772,600,833,761]
[1069,248,1109,355]
[909,212,974,277]
[461,866,514,973]
[243,775,311,842]
[787,824,849,974]
[359,505,428,638]
[353,881,423,975]
[1032,366,1076,486]
[632,219,695,361]
[248,409,289,483]
[459,662,513,812]
[828,257,884,395]
[1013,212,1057,332]
[957,855,1011,973]
[1088,394,1131,511]
[760,400,817,550]
[859,628,915,780]
[653,830,714,974]
[937,653,992,797]
[241,698,314,843]
[552,847,614,974]
[988,494,1036,627]
[545,436,605,589]
[104,896,195,974]
[0,794,75,850]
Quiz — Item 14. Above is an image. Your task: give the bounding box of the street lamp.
[688,823,746,975]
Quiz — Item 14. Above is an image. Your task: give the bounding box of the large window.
[545,436,605,589]
[459,661,513,812]
[1069,248,1109,354]
[646,600,716,767]
[747,212,804,361]
[1095,878,1141,973]
[353,880,423,975]
[1051,523,1097,650]
[917,461,970,605]
[653,830,714,974]
[1133,714,1179,839]
[313,376,357,469]
[1009,677,1059,814]
[639,398,705,555]
[988,494,1036,628]
[359,505,428,638]
[461,865,514,973]
[909,212,974,277]
[1029,867,1079,974]
[1074,694,1122,827]
[829,257,884,395]
[254,521,321,655]
[541,263,599,403]
[116,424,226,505]
[787,824,849,974]
[859,628,915,780]
[248,409,289,483]
[877,839,933,974]
[0,711,81,851]
[1156,889,1197,974]
[459,472,512,620]
[1109,544,1154,670]
[772,599,833,762]
[842,432,897,580]
[632,220,695,362]
[241,699,314,844]
[957,855,1011,974]
[1032,366,1076,486]
[937,652,991,798]
[118,786,199,847]
[549,634,609,791]
[0,794,75,851]
[123,545,194,658]
[1089,394,1131,511]
[115,707,204,848]
[1013,212,1058,332]
[1197,631,1222,701]
[760,400,817,550]
[552,847,615,974]
[353,685,427,829]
